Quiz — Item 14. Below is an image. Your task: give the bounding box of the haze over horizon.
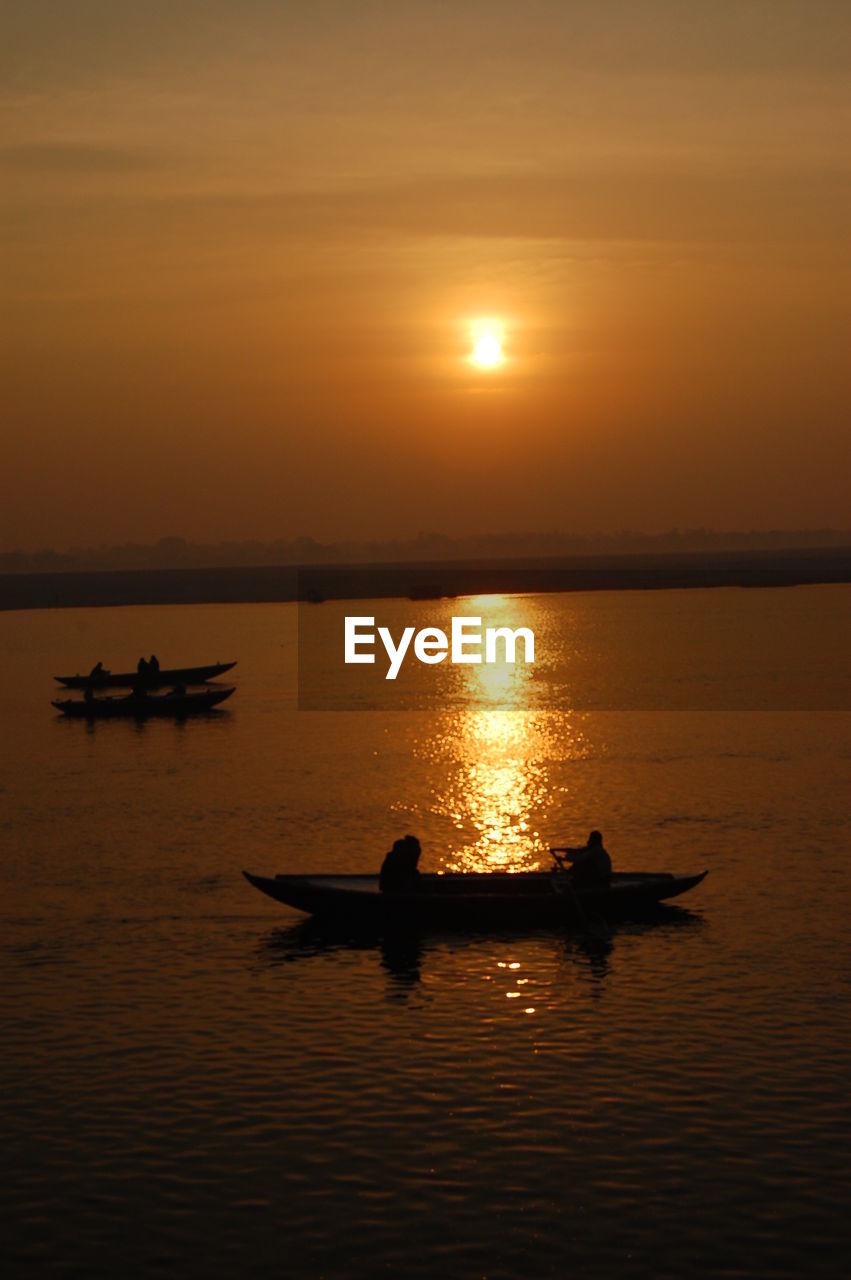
[3,1,849,551]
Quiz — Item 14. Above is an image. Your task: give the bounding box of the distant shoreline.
[1,547,849,612]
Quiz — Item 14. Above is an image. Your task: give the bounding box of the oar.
[549,847,590,929]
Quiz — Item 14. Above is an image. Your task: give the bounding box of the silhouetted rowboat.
[54,661,237,689]
[243,869,707,927]
[52,687,235,718]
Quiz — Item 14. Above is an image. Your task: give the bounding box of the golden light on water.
[494,961,536,1014]
[414,594,590,874]
[439,708,547,872]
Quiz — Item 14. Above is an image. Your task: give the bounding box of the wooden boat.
[54,661,237,689]
[52,686,235,718]
[243,869,707,927]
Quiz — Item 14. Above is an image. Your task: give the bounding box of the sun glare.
[472,333,502,368]
[469,321,505,370]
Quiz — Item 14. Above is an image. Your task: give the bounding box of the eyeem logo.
[344,616,535,680]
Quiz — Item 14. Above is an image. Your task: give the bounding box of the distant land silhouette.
[2,528,850,576]
[1,541,849,613]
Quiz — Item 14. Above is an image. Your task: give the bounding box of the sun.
[469,321,505,370]
[472,333,503,368]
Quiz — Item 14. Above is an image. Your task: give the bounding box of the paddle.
[549,846,591,929]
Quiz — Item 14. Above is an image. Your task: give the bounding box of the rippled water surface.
[1,589,849,1278]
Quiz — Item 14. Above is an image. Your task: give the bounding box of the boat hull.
[52,687,235,718]
[243,869,707,928]
[54,661,237,690]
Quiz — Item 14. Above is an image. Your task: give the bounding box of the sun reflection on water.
[413,596,591,873]
[418,705,592,872]
[425,708,549,870]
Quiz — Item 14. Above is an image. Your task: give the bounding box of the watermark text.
[344,615,535,680]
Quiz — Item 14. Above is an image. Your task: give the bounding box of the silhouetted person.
[133,658,151,698]
[552,830,612,889]
[149,654,160,673]
[167,683,187,697]
[379,835,422,891]
[88,661,104,681]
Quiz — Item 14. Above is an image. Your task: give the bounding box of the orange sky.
[2,1,849,550]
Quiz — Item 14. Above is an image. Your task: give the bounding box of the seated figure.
[552,830,612,888]
[379,835,422,892]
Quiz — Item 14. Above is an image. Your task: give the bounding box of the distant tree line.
[1,528,849,574]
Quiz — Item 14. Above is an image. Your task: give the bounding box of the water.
[1,588,849,1278]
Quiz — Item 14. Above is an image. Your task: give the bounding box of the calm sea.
[1,587,849,1278]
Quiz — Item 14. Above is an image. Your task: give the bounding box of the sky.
[2,0,849,551]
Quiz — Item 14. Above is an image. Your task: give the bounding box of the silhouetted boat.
[242,869,707,927]
[54,661,237,689]
[52,687,235,718]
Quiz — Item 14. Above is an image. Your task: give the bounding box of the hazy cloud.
[144,166,850,247]
[0,141,161,173]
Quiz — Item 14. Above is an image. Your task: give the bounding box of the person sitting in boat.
[132,658,151,697]
[379,835,422,892]
[149,654,160,673]
[88,661,104,681]
[552,830,612,888]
